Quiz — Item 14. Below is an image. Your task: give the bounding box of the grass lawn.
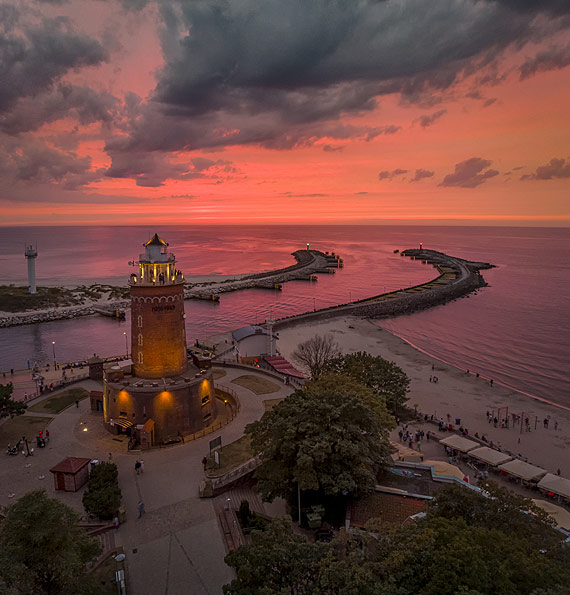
[206,434,253,475]
[263,397,285,412]
[212,369,227,380]
[28,388,89,414]
[0,415,53,445]
[231,374,280,395]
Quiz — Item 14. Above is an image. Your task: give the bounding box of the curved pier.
[273,249,494,330]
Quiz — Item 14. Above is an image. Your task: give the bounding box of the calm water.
[0,226,568,407]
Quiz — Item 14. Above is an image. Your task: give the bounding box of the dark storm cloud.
[519,44,570,80]
[410,169,435,182]
[378,169,408,181]
[440,157,499,188]
[105,0,569,156]
[520,157,570,180]
[415,109,447,128]
[0,85,119,134]
[0,10,108,114]
[0,135,96,188]
[105,151,236,187]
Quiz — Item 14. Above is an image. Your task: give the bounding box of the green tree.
[0,383,27,419]
[82,462,121,520]
[246,373,394,502]
[224,516,328,595]
[292,334,341,378]
[0,490,102,595]
[324,351,410,414]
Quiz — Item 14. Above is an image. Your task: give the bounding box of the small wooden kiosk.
[50,457,91,492]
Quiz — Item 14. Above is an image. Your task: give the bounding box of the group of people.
[36,430,49,448]
[134,459,145,474]
[429,375,439,383]
[398,424,427,451]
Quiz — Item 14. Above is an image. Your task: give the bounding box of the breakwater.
[0,250,336,328]
[273,249,494,330]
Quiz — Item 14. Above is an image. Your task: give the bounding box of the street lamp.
[123,332,128,358]
[51,341,56,368]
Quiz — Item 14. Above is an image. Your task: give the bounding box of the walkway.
[0,366,293,595]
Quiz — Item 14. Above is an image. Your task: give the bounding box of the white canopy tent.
[423,460,465,481]
[468,446,512,466]
[439,435,479,453]
[537,474,570,500]
[498,459,547,482]
[532,499,570,531]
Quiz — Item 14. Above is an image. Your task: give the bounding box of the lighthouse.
[103,233,217,446]
[25,245,38,294]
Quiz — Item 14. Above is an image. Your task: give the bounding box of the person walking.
[108,452,113,462]
[137,501,145,518]
[140,459,145,473]
[135,460,141,475]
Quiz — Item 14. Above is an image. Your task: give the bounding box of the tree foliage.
[324,351,410,413]
[246,373,394,502]
[292,334,341,378]
[0,489,102,595]
[0,383,27,419]
[82,462,121,520]
[223,485,570,595]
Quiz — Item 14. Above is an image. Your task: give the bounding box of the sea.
[0,225,568,408]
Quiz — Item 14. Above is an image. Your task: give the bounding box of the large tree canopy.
[0,383,27,419]
[0,490,102,595]
[224,485,570,595]
[324,351,410,413]
[246,373,394,502]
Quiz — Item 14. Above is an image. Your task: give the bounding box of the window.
[138,352,143,364]
[138,334,143,347]
[201,395,210,405]
[203,413,211,421]
[137,315,143,328]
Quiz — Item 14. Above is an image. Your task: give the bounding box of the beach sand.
[276,317,570,478]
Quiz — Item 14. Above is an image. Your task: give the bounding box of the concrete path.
[0,367,293,595]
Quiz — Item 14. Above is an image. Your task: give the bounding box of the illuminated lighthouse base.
[103,367,217,445]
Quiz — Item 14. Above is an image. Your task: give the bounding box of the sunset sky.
[1,0,569,226]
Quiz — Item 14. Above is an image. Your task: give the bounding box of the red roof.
[49,457,91,474]
[264,356,305,378]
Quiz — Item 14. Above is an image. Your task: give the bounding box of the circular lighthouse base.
[104,368,217,446]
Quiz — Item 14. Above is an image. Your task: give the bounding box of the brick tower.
[103,234,217,446]
[130,234,187,378]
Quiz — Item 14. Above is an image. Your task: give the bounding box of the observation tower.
[103,234,217,446]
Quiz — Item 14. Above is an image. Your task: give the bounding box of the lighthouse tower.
[130,234,187,378]
[25,245,38,294]
[103,233,217,446]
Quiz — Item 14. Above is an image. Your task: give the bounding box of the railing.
[211,455,262,490]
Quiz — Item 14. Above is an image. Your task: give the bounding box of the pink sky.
[1,0,569,226]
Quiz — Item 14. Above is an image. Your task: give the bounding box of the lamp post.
[123,332,128,358]
[51,341,56,368]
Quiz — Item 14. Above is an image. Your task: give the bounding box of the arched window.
[137,315,143,328]
[138,352,143,364]
[138,334,143,347]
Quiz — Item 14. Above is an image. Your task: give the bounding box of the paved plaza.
[0,367,293,595]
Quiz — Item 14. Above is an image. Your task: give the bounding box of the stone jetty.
[0,250,335,327]
[273,249,494,330]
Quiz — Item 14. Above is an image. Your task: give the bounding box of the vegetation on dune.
[0,284,128,313]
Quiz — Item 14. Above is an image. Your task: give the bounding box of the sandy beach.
[276,317,570,478]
